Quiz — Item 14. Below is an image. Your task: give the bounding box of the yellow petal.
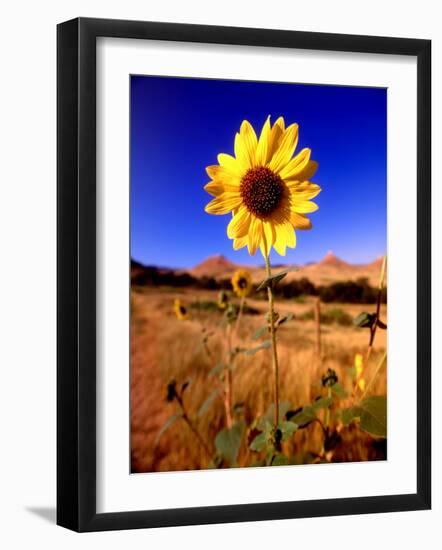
[205,193,242,214]
[292,160,318,182]
[217,154,243,176]
[289,184,321,202]
[227,206,251,238]
[291,200,319,214]
[255,116,271,165]
[206,164,241,185]
[290,212,312,230]
[274,117,285,132]
[273,221,296,256]
[279,148,311,180]
[235,120,258,167]
[266,117,285,162]
[288,181,321,192]
[204,181,238,196]
[233,236,248,250]
[269,123,299,173]
[247,217,262,256]
[260,220,276,257]
[204,181,223,197]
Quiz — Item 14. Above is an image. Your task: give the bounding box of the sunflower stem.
[359,350,387,400]
[175,394,212,459]
[234,295,246,337]
[314,296,322,366]
[264,254,280,430]
[352,256,387,402]
[224,324,234,429]
[324,386,332,429]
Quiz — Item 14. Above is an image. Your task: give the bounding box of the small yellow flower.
[354,353,364,377]
[231,269,253,298]
[204,116,321,257]
[358,378,366,392]
[174,299,189,321]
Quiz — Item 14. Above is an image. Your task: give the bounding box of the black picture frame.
[57,17,431,532]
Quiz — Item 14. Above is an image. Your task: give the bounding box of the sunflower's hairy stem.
[352,256,387,401]
[225,369,233,428]
[224,324,234,429]
[264,254,280,430]
[314,296,322,365]
[234,296,246,337]
[175,394,211,459]
[324,386,332,429]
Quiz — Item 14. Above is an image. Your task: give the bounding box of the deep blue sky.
[131,76,386,268]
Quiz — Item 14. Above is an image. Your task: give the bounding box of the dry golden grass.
[130,287,387,473]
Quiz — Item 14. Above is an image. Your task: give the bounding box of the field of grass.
[130,285,387,473]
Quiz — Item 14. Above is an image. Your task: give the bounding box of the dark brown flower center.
[179,306,187,315]
[238,278,247,289]
[240,166,284,218]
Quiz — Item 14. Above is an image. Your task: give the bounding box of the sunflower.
[217,289,229,310]
[174,299,189,321]
[204,116,321,257]
[231,269,253,298]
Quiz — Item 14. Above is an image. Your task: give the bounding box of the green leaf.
[256,267,297,291]
[353,312,376,328]
[215,421,246,465]
[277,312,294,326]
[358,396,387,437]
[197,389,221,417]
[311,396,332,411]
[245,339,272,355]
[278,420,298,441]
[292,406,317,428]
[341,396,387,438]
[331,382,348,399]
[341,406,360,426]
[250,431,269,452]
[154,414,182,445]
[258,401,292,429]
[271,454,291,466]
[251,326,268,341]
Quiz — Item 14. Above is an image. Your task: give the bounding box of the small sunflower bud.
[166,380,177,402]
[217,290,229,310]
[321,368,338,388]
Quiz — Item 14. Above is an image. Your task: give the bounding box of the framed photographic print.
[57,17,431,532]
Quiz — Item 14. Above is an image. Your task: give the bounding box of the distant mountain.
[191,254,238,278]
[317,250,350,269]
[298,251,384,286]
[131,250,386,288]
[367,256,385,270]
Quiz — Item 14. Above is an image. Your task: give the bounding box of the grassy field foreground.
[130,286,387,473]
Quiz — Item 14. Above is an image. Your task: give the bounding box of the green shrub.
[299,308,353,326]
